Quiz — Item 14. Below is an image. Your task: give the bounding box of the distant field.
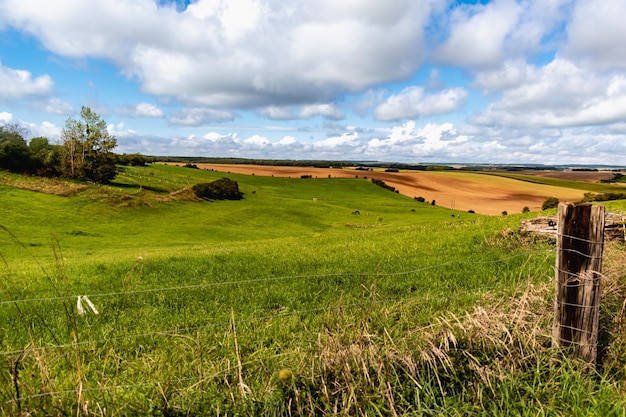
[182,163,593,215]
[518,170,621,182]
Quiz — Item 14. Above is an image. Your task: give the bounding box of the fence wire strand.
[0,285,499,357]
[0,252,540,306]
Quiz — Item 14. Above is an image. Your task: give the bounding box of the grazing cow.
[352,210,360,215]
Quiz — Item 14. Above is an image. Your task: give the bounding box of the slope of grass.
[1,166,625,415]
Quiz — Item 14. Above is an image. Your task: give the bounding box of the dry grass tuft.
[165,186,202,202]
[0,175,87,196]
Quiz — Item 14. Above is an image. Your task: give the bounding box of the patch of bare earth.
[189,164,588,215]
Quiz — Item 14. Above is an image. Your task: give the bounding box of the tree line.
[0,106,147,183]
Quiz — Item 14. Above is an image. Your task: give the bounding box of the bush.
[414,196,426,203]
[541,197,559,210]
[522,206,530,213]
[580,192,626,202]
[118,153,147,166]
[192,178,243,200]
[371,178,396,192]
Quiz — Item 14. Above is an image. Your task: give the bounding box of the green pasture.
[1,165,625,416]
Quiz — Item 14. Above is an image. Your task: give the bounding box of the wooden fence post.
[552,203,605,364]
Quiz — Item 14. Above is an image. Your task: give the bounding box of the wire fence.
[1,225,622,409]
[0,252,537,307]
[0,248,558,404]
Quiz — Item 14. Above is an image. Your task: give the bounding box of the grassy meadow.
[1,164,626,416]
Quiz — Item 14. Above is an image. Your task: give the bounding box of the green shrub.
[192,178,243,200]
[541,197,559,210]
[580,192,626,202]
[371,178,396,192]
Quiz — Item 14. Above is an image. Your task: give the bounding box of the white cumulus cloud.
[255,106,295,120]
[116,102,164,118]
[168,108,236,126]
[0,61,53,100]
[565,0,626,70]
[0,111,13,123]
[0,0,435,108]
[473,58,626,128]
[374,87,467,122]
[299,104,344,120]
[432,0,521,68]
[33,98,74,115]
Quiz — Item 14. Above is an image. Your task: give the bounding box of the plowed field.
[189,164,589,215]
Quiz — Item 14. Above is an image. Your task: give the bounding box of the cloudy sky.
[1,0,625,165]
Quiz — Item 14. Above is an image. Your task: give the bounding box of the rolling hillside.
[1,164,626,416]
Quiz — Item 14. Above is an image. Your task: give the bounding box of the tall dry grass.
[273,240,626,416]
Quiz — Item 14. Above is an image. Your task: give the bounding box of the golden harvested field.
[190,164,590,215]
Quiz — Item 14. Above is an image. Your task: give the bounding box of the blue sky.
[1,0,625,164]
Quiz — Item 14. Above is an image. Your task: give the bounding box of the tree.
[61,106,118,183]
[29,136,62,176]
[0,123,31,172]
[118,153,147,167]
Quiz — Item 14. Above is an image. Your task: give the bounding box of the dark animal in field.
[352,210,360,215]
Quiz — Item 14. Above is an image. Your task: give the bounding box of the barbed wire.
[554,324,596,337]
[0,252,544,307]
[556,232,605,245]
[554,268,605,283]
[557,247,604,260]
[554,300,600,309]
[0,285,503,357]
[0,223,615,408]
[0,278,537,406]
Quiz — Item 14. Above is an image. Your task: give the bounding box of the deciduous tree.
[61,106,118,183]
[0,123,30,172]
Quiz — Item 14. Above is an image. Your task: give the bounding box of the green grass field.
[1,165,626,416]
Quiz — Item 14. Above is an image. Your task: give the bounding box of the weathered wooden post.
[552,203,605,364]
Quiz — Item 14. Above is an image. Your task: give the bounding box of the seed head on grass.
[278,369,293,382]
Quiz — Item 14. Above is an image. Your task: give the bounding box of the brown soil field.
[518,170,621,182]
[184,163,590,215]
